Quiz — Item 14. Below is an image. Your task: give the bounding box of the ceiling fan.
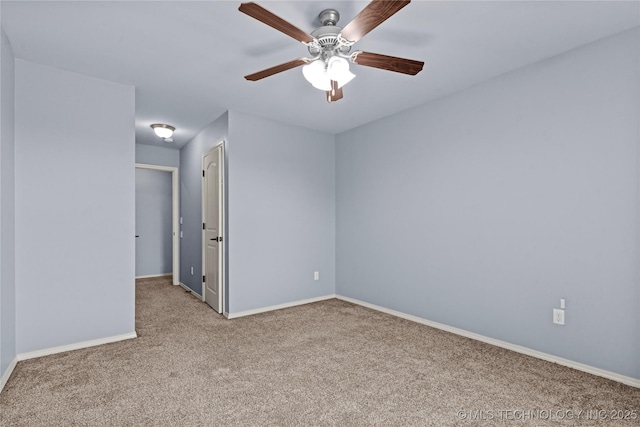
[239,0,424,103]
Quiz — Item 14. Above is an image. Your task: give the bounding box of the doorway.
[135,163,180,285]
[202,142,225,313]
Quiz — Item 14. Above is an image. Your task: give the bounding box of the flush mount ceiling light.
[150,123,175,139]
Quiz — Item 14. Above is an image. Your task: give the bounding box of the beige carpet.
[1,276,638,426]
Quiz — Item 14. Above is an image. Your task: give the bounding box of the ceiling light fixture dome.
[302,56,355,92]
[302,60,331,91]
[327,56,355,88]
[150,123,175,139]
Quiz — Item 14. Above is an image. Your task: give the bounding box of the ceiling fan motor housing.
[307,9,351,59]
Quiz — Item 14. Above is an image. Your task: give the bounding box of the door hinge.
[203,170,205,177]
[203,275,205,282]
[202,223,205,230]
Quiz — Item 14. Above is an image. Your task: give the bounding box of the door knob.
[210,237,223,242]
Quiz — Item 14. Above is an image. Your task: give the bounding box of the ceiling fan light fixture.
[240,1,424,103]
[150,123,175,139]
[327,56,355,88]
[302,59,331,91]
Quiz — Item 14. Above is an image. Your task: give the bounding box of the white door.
[203,144,224,313]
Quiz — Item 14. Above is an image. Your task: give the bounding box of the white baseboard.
[0,356,18,394]
[226,294,337,319]
[179,282,202,299]
[16,332,138,362]
[135,273,172,279]
[336,295,640,389]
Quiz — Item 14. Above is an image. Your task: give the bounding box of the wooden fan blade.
[352,51,423,75]
[239,2,314,44]
[244,58,309,81]
[340,0,411,43]
[326,80,344,103]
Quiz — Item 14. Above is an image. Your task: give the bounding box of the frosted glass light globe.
[302,60,331,91]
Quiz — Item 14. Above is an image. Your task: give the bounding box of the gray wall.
[179,112,228,297]
[14,60,135,353]
[0,27,16,379]
[179,111,336,314]
[336,28,640,379]
[135,144,179,168]
[227,111,335,313]
[135,169,173,277]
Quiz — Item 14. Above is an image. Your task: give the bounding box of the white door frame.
[201,141,225,313]
[135,163,180,286]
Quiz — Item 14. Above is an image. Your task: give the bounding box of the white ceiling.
[2,1,638,148]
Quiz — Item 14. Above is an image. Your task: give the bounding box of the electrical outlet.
[553,309,565,325]
[314,271,319,281]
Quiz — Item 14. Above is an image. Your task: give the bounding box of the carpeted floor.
[1,276,638,426]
